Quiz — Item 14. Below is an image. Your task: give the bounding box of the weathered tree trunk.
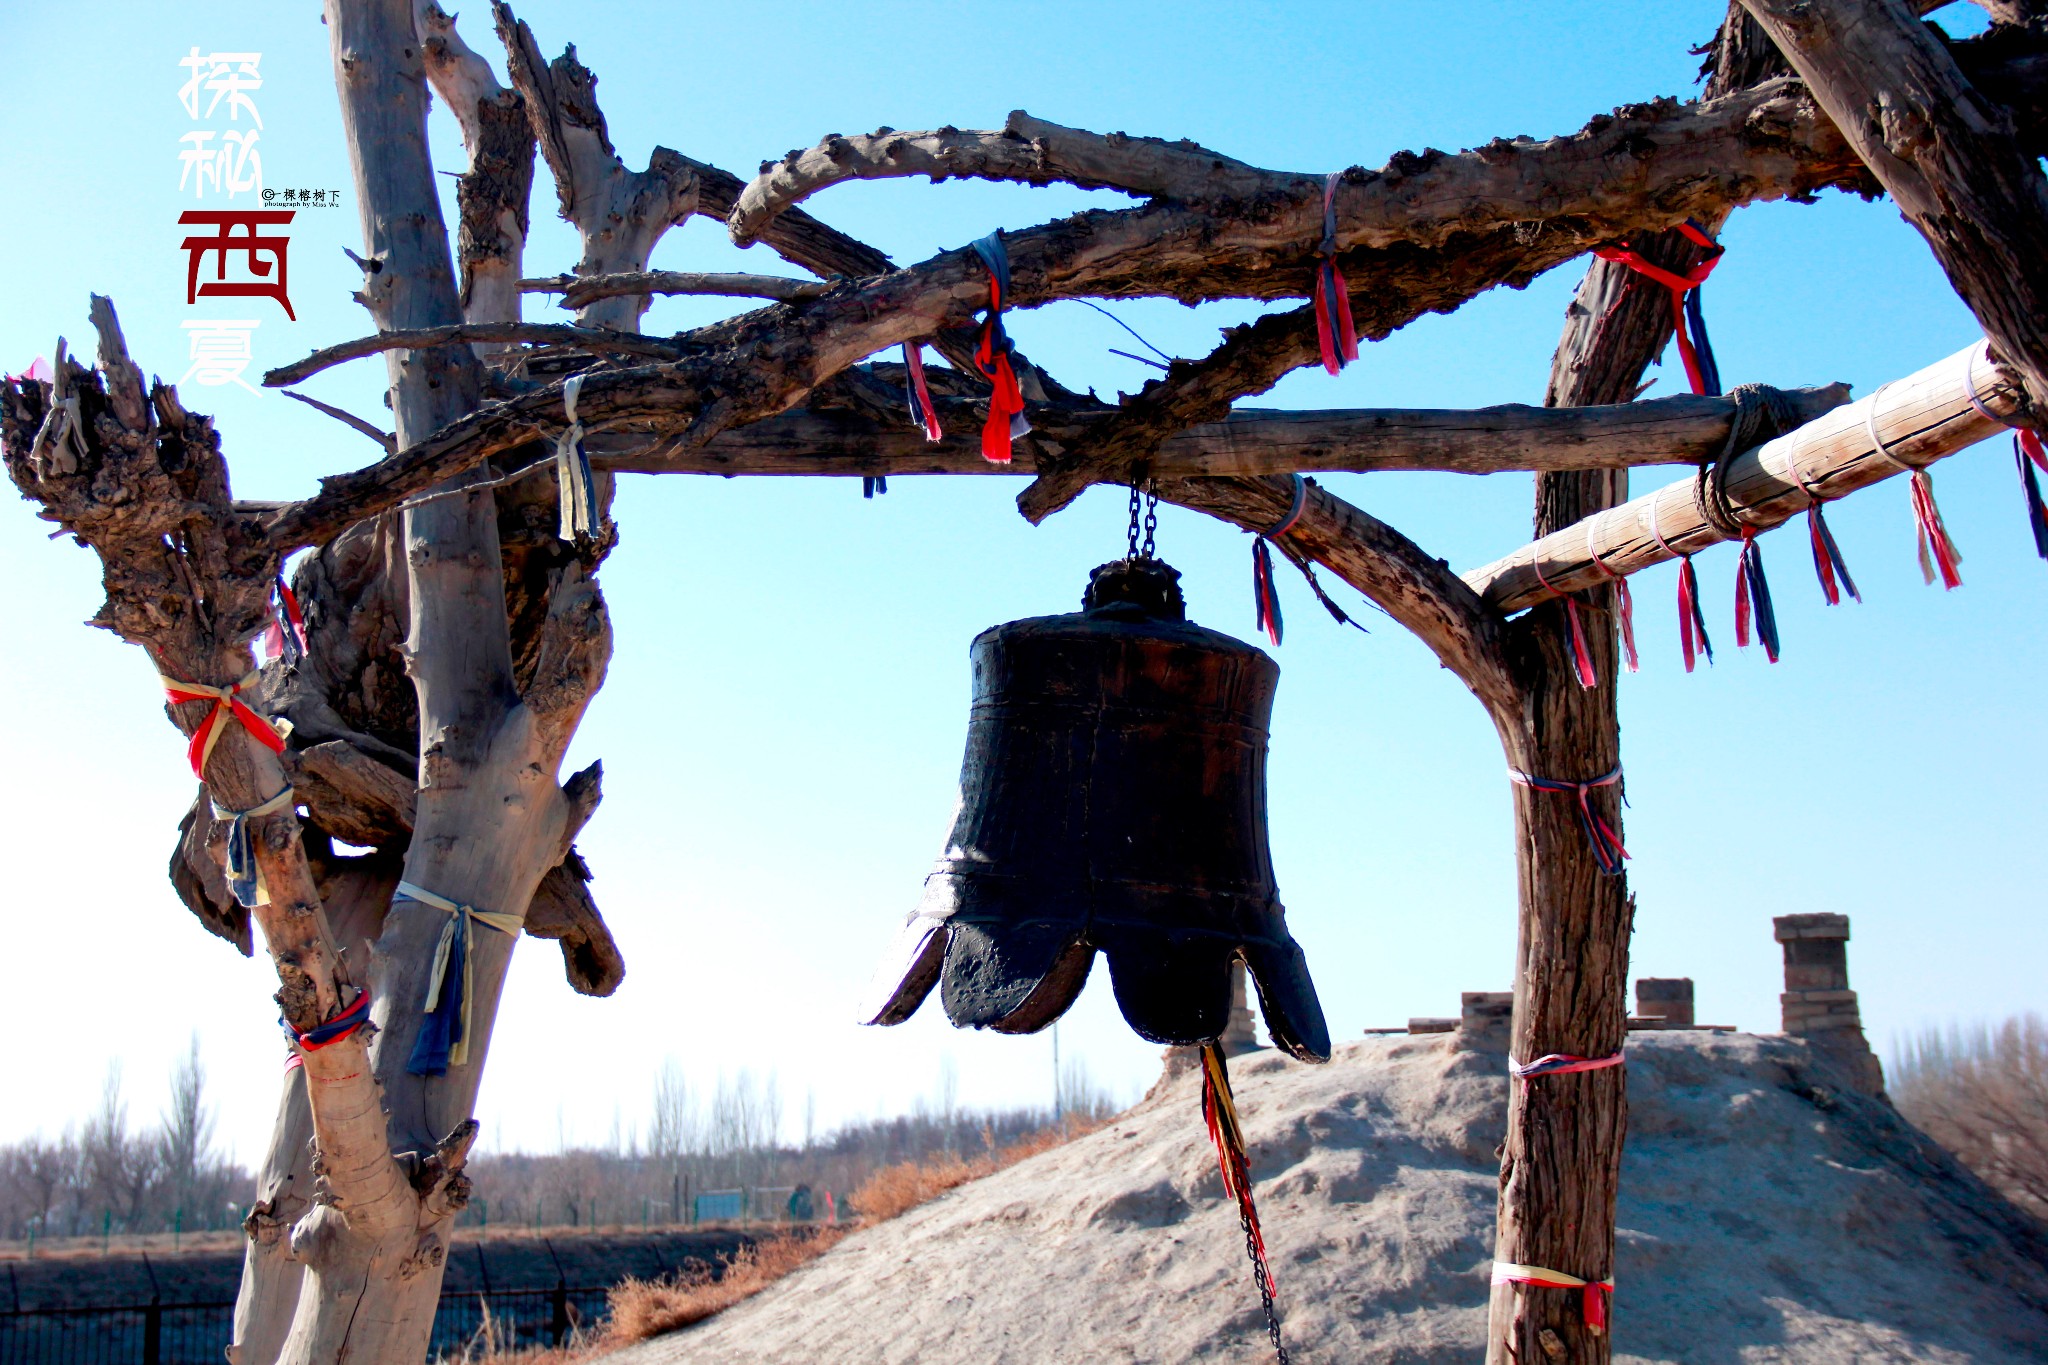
[1742,0,2048,411]
[1484,20,1789,1359]
[263,2,597,1358]
[231,864,396,1364]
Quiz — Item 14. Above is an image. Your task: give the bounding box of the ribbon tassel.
[1806,501,1860,605]
[554,373,602,540]
[1677,555,1713,671]
[1493,1262,1615,1337]
[1201,1044,1290,1363]
[1252,539,1283,646]
[1251,476,1311,646]
[1592,219,1724,397]
[1313,171,1359,376]
[1910,469,1964,589]
[2018,432,2048,560]
[397,881,524,1076]
[1509,765,1629,876]
[903,342,943,442]
[1585,517,1638,674]
[262,575,308,666]
[969,232,1029,463]
[1734,528,1780,663]
[213,787,295,909]
[1533,559,1598,690]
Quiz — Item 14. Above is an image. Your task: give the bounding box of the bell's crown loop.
[1083,556,1185,621]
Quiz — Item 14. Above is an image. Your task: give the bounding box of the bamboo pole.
[1464,342,2021,613]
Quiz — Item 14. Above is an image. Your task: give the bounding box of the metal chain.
[1239,1204,1289,1363]
[1127,483,1144,559]
[1125,482,1161,559]
[1141,485,1159,559]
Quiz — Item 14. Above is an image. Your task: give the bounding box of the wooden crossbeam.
[590,386,1847,481]
[1463,343,2021,612]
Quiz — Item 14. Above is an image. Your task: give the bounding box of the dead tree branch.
[522,270,832,309]
[494,2,697,330]
[593,380,1848,479]
[731,111,1310,245]
[1742,0,2048,417]
[264,323,679,387]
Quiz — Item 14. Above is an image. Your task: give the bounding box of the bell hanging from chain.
[858,534,1330,1062]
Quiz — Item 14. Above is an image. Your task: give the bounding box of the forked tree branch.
[731,110,1312,244]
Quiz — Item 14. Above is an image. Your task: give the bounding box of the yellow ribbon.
[396,880,523,1068]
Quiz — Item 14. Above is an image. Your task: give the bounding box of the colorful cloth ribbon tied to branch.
[1492,1261,1615,1336]
[288,990,372,1054]
[212,786,294,909]
[1585,515,1638,674]
[396,881,524,1076]
[1866,384,1961,589]
[1509,1051,1625,1083]
[1733,528,1780,663]
[1644,498,1715,673]
[1252,476,1311,645]
[1592,219,1723,396]
[555,373,603,540]
[902,342,943,443]
[160,671,287,779]
[1313,171,1359,377]
[969,232,1030,463]
[262,575,308,666]
[1785,445,1860,607]
[1961,342,2048,562]
[1508,765,1628,876]
[1531,559,1598,690]
[2018,430,2048,560]
[1201,1043,1290,1364]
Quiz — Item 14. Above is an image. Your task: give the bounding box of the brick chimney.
[1774,913,1884,1095]
[1634,977,1694,1029]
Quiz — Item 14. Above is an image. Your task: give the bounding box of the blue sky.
[0,1,2038,1163]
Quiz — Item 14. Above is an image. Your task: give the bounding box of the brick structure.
[1634,977,1695,1029]
[1774,913,1884,1095]
[1459,991,1514,1050]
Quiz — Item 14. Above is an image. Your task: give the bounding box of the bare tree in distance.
[1892,1014,2048,1222]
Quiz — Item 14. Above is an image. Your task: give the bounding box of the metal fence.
[0,1284,614,1365]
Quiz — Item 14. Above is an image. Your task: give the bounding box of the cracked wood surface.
[1743,0,2048,415]
[591,381,1849,479]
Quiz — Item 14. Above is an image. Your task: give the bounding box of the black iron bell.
[860,557,1330,1062]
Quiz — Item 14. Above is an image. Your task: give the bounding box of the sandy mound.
[606,1032,2048,1364]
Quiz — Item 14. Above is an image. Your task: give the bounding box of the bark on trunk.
[1485,21,1790,1357]
[1742,0,2048,414]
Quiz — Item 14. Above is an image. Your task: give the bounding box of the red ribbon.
[1592,221,1722,396]
[161,671,287,778]
[1532,558,1598,690]
[1313,172,1359,376]
[1584,519,1638,674]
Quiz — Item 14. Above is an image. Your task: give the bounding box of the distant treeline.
[0,1047,1128,1242]
[0,1039,249,1242]
[459,1057,1125,1231]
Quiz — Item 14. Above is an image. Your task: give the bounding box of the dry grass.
[582,1118,1103,1352]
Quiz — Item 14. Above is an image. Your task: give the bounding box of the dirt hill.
[606,1031,2048,1364]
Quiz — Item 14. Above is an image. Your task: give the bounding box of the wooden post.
[1486,21,1787,1358]
[1742,0,2048,410]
